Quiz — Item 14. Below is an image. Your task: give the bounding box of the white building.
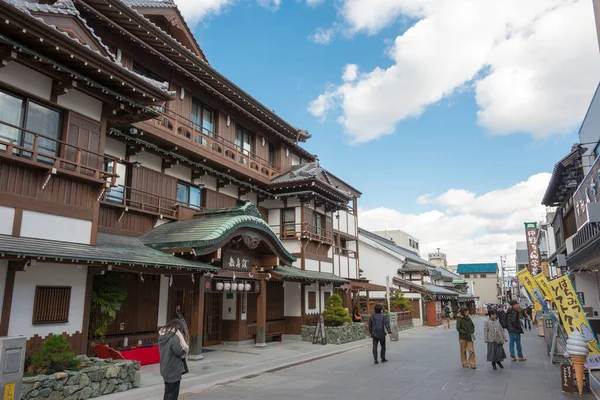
[428,249,448,268]
[371,229,420,256]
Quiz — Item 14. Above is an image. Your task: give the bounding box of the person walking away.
[443,305,451,329]
[456,307,476,369]
[352,308,363,323]
[369,304,392,364]
[159,319,189,400]
[506,301,526,361]
[484,310,507,370]
[523,305,533,331]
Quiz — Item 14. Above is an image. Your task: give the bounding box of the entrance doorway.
[204,293,222,346]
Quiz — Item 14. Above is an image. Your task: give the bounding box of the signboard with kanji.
[222,249,252,272]
[548,275,600,368]
[524,222,541,274]
[534,273,553,301]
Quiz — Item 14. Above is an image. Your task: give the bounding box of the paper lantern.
[224,282,231,291]
[245,283,252,291]
[238,283,245,292]
[216,282,224,291]
[231,282,238,291]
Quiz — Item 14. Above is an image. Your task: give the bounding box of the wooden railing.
[100,185,181,218]
[334,247,357,258]
[271,223,333,245]
[0,120,116,185]
[142,107,280,179]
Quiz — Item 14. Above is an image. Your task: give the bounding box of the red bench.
[94,344,160,366]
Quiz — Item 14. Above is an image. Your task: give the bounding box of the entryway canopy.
[140,202,296,266]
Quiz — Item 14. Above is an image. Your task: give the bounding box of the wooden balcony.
[0,120,116,185]
[271,223,333,245]
[135,107,280,183]
[573,222,600,251]
[100,185,203,220]
[334,247,357,258]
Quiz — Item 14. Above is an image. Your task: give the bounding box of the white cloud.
[256,0,281,10]
[306,0,324,6]
[359,173,550,264]
[310,0,600,144]
[311,27,335,44]
[174,0,236,25]
[416,193,433,204]
[342,64,359,82]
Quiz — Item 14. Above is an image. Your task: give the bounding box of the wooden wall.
[204,188,238,210]
[98,206,156,236]
[131,167,178,201]
[64,112,103,172]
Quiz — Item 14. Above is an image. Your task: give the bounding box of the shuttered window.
[308,292,317,310]
[32,287,71,324]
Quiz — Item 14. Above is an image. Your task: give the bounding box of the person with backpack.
[506,301,526,361]
[497,306,508,330]
[369,304,392,364]
[456,307,476,369]
[443,305,451,329]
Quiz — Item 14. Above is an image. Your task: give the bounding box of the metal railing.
[270,223,333,245]
[0,120,116,184]
[573,222,600,251]
[143,107,280,178]
[100,185,182,218]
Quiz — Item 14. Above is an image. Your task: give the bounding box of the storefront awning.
[392,277,429,295]
[140,202,296,265]
[393,278,460,300]
[0,233,219,272]
[566,234,600,270]
[271,265,349,284]
[342,281,391,292]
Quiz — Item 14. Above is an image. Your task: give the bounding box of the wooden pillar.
[189,275,206,360]
[366,289,371,314]
[255,276,267,348]
[0,261,23,336]
[80,266,102,355]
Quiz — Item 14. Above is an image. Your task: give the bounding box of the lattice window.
[308,292,317,310]
[32,287,71,324]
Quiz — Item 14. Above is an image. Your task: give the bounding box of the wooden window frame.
[32,286,71,324]
[308,291,317,310]
[191,98,217,137]
[281,208,296,238]
[176,181,202,209]
[235,124,255,155]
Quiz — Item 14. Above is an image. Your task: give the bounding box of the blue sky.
[179,0,600,263]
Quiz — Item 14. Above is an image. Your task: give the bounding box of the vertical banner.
[548,275,600,368]
[541,261,550,277]
[534,273,554,301]
[517,269,545,305]
[524,222,541,274]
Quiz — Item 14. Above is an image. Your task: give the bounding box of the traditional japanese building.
[0,0,360,358]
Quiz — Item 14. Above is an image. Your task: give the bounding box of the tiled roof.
[358,228,437,269]
[423,283,460,297]
[456,263,498,274]
[270,162,352,198]
[140,203,296,264]
[0,233,218,271]
[122,0,176,7]
[272,265,349,284]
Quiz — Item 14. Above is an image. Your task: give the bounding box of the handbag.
[181,357,189,375]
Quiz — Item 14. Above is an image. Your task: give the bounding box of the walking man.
[506,301,526,361]
[369,304,392,364]
[443,305,451,329]
[523,305,533,331]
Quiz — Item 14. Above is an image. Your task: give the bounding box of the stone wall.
[22,357,140,400]
[301,323,368,345]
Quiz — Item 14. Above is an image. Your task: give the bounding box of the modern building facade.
[0,0,360,358]
[428,249,448,268]
[372,229,420,255]
[456,263,500,304]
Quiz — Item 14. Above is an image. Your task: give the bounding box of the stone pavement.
[101,324,436,400]
[187,316,600,400]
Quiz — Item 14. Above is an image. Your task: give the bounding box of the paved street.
[188,317,596,400]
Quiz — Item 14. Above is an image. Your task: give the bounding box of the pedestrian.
[158,319,189,400]
[352,307,363,323]
[443,305,451,329]
[484,309,507,370]
[523,305,533,331]
[456,307,476,369]
[506,300,526,361]
[369,304,392,364]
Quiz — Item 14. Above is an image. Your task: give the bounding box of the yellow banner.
[541,261,550,277]
[534,273,553,301]
[548,275,600,367]
[517,269,545,304]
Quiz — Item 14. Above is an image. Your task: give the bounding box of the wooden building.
[0,0,360,358]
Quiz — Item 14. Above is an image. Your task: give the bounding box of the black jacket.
[506,308,524,334]
[158,332,186,383]
[369,313,391,340]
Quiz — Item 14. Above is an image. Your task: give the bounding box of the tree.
[90,272,127,340]
[323,294,352,326]
[28,335,76,375]
[388,291,413,312]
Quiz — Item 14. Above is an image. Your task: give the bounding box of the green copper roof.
[140,203,296,265]
[0,233,218,272]
[272,265,349,284]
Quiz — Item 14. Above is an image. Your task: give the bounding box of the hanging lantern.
[216,282,224,291]
[224,282,231,291]
[231,282,238,291]
[238,283,245,292]
[245,283,252,291]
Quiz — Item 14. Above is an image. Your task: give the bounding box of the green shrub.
[28,335,76,375]
[323,294,351,326]
[388,291,413,312]
[90,272,127,340]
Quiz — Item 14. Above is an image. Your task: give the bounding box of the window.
[464,274,471,278]
[0,89,62,163]
[176,182,202,209]
[324,292,331,305]
[313,212,325,236]
[191,99,215,137]
[308,292,317,309]
[235,125,254,155]
[480,274,487,278]
[282,208,295,237]
[340,238,348,256]
[132,62,164,83]
[103,160,129,203]
[268,142,277,165]
[32,286,71,324]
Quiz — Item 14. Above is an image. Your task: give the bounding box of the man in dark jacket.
[506,301,526,361]
[369,304,392,364]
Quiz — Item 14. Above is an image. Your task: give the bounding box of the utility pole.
[500,255,507,304]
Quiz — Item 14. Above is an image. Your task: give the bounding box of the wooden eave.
[269,179,352,202]
[73,0,315,155]
[0,2,174,105]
